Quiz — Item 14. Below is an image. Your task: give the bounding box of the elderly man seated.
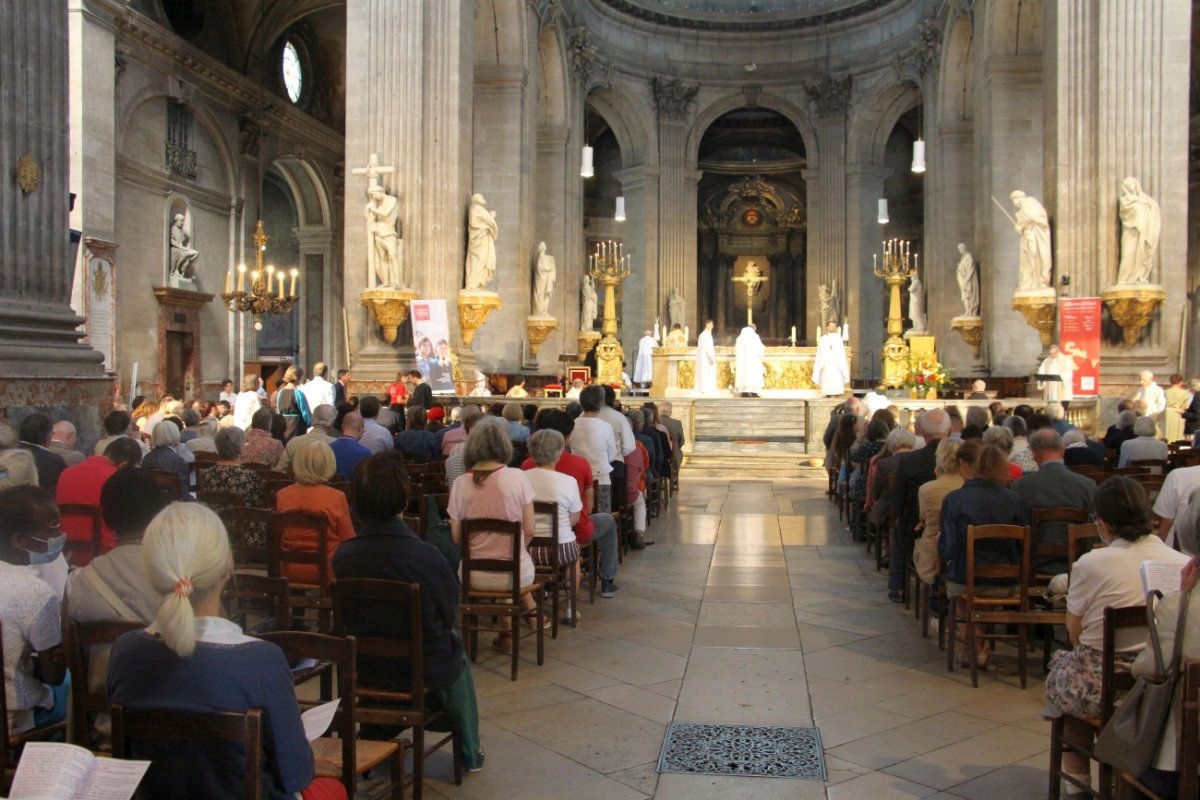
[1118,415,1168,468]
[1015,429,1097,573]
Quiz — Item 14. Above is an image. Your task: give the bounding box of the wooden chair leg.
[412,725,425,800]
[588,545,597,604]
[946,597,958,673]
[1018,620,1029,690]
[1048,716,1063,800]
[569,565,578,629]
[549,578,560,641]
[510,609,520,682]
[966,607,979,688]
[535,589,545,666]
[391,743,407,800]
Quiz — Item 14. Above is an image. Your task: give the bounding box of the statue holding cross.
[352,153,405,289]
[732,260,768,326]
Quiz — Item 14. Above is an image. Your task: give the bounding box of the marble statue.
[169,213,199,279]
[956,243,980,316]
[1116,176,1161,285]
[464,193,498,290]
[580,274,598,331]
[365,180,403,288]
[668,286,685,329]
[1011,190,1052,292]
[818,283,832,328]
[532,241,556,316]
[827,279,840,326]
[908,272,927,332]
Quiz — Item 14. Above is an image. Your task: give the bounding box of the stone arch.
[848,80,921,166]
[686,92,819,170]
[270,156,331,229]
[475,0,527,67]
[586,86,653,168]
[537,21,568,129]
[938,12,975,122]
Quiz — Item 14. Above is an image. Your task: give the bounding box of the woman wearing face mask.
[1044,476,1191,797]
[0,485,70,734]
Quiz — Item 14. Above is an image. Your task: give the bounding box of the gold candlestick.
[873,239,918,389]
[589,240,632,386]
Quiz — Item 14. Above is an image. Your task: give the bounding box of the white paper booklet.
[1141,560,1183,596]
[8,741,149,800]
[301,698,340,741]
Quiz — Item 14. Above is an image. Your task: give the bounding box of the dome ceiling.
[594,0,898,31]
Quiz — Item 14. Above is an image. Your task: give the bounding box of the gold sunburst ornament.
[16,154,41,194]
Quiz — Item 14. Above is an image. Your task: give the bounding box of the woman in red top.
[275,441,355,585]
[386,371,408,406]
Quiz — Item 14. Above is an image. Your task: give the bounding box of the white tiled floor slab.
[423,476,1053,799]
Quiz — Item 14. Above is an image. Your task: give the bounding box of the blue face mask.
[27,533,66,565]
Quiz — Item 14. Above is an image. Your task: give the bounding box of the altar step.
[680,443,824,478]
[690,398,809,444]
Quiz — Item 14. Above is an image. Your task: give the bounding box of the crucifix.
[352,153,400,289]
[351,152,396,184]
[731,261,768,326]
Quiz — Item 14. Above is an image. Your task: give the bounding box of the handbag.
[1094,583,1193,776]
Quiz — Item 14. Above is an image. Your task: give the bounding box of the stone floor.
[416,476,1052,799]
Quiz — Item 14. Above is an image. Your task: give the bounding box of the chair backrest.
[218,506,273,568]
[147,468,183,500]
[110,705,265,800]
[530,501,561,571]
[1100,604,1149,722]
[58,503,102,564]
[262,478,292,504]
[331,579,428,725]
[194,451,221,463]
[270,510,329,587]
[198,489,243,511]
[1030,506,1089,573]
[965,524,1030,606]
[459,518,523,606]
[255,631,357,795]
[417,493,450,541]
[65,619,145,746]
[1068,464,1106,477]
[223,573,291,633]
[1113,466,1151,476]
[1129,459,1166,475]
[1066,523,1102,572]
[1130,473,1166,492]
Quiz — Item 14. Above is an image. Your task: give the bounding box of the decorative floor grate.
[657,722,827,780]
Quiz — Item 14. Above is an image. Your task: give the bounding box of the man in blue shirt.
[329,411,372,480]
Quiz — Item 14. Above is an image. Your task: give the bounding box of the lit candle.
[225,270,232,294]
[791,325,796,343]
[237,263,246,293]
[278,276,285,300]
[251,270,260,288]
[266,265,275,293]
[289,268,298,297]
[684,325,689,342]
[873,254,877,270]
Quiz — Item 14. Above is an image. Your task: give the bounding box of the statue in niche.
[1010,190,1052,292]
[956,242,980,317]
[1116,176,1161,286]
[169,213,199,280]
[580,275,598,332]
[668,287,686,329]
[908,272,927,332]
[365,180,404,289]
[464,193,498,291]
[532,241,556,316]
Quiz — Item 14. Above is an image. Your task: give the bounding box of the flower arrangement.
[900,357,956,392]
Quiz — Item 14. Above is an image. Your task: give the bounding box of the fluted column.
[845,164,890,380]
[653,78,699,337]
[0,0,103,377]
[807,112,848,344]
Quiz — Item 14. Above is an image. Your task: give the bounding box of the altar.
[650,345,852,398]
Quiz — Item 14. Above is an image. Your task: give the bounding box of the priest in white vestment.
[1037,344,1075,405]
[695,320,717,395]
[634,330,656,386]
[813,322,849,396]
[734,324,765,396]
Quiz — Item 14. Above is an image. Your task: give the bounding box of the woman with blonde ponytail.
[107,503,347,800]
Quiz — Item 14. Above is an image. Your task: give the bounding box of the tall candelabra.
[221,220,300,331]
[873,238,918,389]
[588,240,631,386]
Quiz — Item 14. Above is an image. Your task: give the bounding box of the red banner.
[1059,298,1102,397]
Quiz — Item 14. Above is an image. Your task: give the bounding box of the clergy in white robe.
[813,322,849,396]
[634,331,656,385]
[695,320,717,395]
[1036,345,1075,404]
[734,325,765,396]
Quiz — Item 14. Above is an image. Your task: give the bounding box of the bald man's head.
[920,408,951,440]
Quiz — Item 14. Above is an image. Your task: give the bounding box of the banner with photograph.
[1059,297,1102,397]
[411,300,455,394]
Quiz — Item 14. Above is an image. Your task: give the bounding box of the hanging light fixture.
[877,198,890,224]
[581,107,594,178]
[911,104,926,174]
[614,195,626,221]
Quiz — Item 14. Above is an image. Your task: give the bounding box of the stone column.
[927,120,978,370]
[805,100,848,348]
[0,1,106,418]
[344,0,472,383]
[845,164,890,381]
[1045,0,1191,381]
[296,228,335,364]
[616,164,660,346]
[653,79,699,337]
[535,123,570,360]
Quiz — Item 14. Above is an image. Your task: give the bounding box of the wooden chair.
[1030,506,1090,587]
[945,524,1031,688]
[111,705,265,800]
[1113,466,1151,477]
[65,619,144,746]
[458,518,545,681]
[1116,660,1200,800]
[1,621,68,788]
[332,579,464,800]
[223,573,292,634]
[531,501,576,636]
[219,506,273,569]
[262,478,292,505]
[1131,473,1166,504]
[1048,604,1147,800]
[417,493,451,542]
[194,450,221,462]
[1068,464,1107,478]
[1067,523,1103,573]
[1129,458,1167,475]
[197,488,243,510]
[269,510,332,632]
[58,502,103,566]
[258,631,405,800]
[147,467,184,500]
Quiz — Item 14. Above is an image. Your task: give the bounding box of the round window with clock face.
[282,41,304,104]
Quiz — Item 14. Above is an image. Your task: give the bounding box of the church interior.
[3,0,1200,798]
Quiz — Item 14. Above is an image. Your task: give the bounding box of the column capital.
[614,164,660,191]
[845,163,893,184]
